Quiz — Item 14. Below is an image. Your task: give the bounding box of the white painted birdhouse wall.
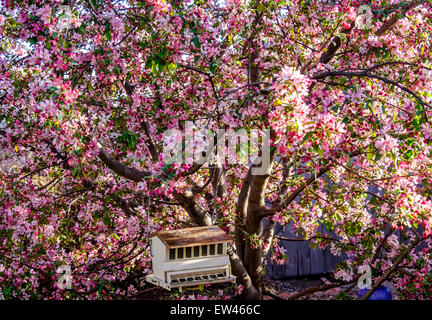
[163,255,230,272]
[150,236,166,281]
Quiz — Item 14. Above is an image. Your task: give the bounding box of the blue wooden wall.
[265,223,347,278]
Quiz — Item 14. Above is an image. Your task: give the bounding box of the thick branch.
[312,69,432,108]
[227,244,261,300]
[375,0,426,36]
[173,190,212,226]
[287,281,355,300]
[261,218,276,259]
[98,148,150,182]
[275,235,339,242]
[235,166,253,261]
[140,121,159,162]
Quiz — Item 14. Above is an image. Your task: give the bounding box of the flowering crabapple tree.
[1,0,432,300]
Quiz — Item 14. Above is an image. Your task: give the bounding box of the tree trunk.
[243,147,276,294]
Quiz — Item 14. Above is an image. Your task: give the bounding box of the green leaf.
[117,131,138,151]
[71,167,81,177]
[103,214,112,227]
[383,50,391,59]
[257,3,265,13]
[151,61,158,75]
[374,151,382,161]
[374,49,380,58]
[76,23,86,35]
[145,57,152,69]
[91,0,100,9]
[412,115,421,130]
[28,37,37,45]
[192,35,200,48]
[105,22,112,41]
[338,32,347,40]
[301,131,314,145]
[72,148,82,157]
[403,149,413,160]
[209,61,218,74]
[166,62,176,72]
[3,287,12,296]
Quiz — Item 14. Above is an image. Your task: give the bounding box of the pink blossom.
[375,135,398,153]
[36,6,51,25]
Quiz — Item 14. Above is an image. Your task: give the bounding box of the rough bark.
[235,168,253,262]
[261,218,276,260]
[173,190,213,226]
[227,244,261,300]
[243,147,276,293]
[375,0,426,36]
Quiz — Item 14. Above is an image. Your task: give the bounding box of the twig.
[275,235,339,242]
[286,280,356,300]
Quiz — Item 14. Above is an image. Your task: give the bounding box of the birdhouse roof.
[149,226,232,248]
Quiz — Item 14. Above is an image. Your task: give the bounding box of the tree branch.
[286,280,355,300]
[98,148,150,182]
[375,0,427,36]
[312,69,432,108]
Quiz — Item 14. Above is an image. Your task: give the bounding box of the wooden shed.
[265,222,347,278]
[146,226,236,290]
